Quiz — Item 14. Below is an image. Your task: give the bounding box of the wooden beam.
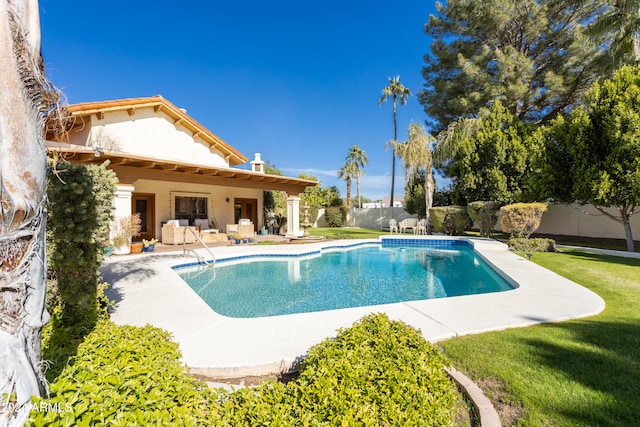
[174,118,184,127]
[127,108,135,116]
[96,111,104,120]
[154,105,161,113]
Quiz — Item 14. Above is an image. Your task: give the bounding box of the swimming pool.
[176,240,514,318]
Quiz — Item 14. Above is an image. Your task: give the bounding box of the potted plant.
[103,242,114,257]
[112,214,142,255]
[142,238,159,252]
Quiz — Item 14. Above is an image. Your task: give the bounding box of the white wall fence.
[316,204,640,241]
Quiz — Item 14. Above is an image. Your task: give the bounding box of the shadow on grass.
[560,250,640,267]
[521,318,640,426]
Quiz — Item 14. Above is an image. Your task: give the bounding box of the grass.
[440,250,640,426]
[311,227,392,239]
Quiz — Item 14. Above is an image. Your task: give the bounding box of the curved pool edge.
[101,237,606,378]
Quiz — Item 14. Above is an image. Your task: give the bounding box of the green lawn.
[440,250,640,426]
[310,227,392,239]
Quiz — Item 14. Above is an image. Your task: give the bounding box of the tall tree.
[0,0,59,424]
[378,76,411,208]
[394,123,436,232]
[536,65,640,251]
[337,163,355,209]
[436,101,534,205]
[590,0,640,68]
[346,145,368,208]
[420,0,608,133]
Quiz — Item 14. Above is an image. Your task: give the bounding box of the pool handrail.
[182,227,215,267]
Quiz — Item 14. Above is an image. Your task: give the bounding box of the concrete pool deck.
[101,236,605,379]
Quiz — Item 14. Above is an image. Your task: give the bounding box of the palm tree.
[346,145,368,208]
[1,0,58,423]
[434,117,481,165]
[378,76,411,209]
[590,0,640,67]
[394,123,436,233]
[338,163,356,209]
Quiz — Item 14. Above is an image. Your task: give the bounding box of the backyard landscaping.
[31,228,640,425]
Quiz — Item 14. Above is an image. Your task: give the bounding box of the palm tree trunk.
[425,172,434,234]
[356,176,361,209]
[0,1,50,424]
[390,98,397,211]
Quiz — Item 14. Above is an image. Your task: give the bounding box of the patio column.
[285,196,302,238]
[113,184,134,220]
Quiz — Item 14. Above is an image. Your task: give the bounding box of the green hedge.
[508,237,557,252]
[47,160,116,325]
[324,206,346,227]
[429,206,471,235]
[467,201,499,237]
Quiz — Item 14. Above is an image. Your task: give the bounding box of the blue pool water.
[176,241,514,318]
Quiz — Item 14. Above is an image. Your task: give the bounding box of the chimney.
[250,153,265,173]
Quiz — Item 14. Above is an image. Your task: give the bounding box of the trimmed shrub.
[293,313,456,425]
[499,202,548,238]
[29,322,216,425]
[468,201,499,237]
[429,206,471,235]
[508,237,557,252]
[324,206,346,227]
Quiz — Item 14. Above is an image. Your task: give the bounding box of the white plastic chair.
[389,219,399,234]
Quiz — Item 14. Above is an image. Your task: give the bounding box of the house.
[45,95,316,242]
[382,196,405,208]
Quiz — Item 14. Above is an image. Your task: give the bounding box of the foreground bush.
[31,314,456,425]
[29,322,215,425]
[294,313,456,426]
[217,313,457,425]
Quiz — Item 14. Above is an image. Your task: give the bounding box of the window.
[174,196,208,225]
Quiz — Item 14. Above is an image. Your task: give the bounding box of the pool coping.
[101,236,605,378]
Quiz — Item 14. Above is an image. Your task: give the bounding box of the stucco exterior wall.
[91,109,229,167]
[534,203,639,240]
[132,179,263,238]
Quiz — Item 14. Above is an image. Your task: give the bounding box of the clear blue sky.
[39,0,439,202]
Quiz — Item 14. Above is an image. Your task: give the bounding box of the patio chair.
[414,219,427,235]
[389,219,399,234]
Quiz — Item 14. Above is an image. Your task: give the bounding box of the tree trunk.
[621,209,636,252]
[390,99,397,212]
[356,177,361,209]
[594,204,637,252]
[425,172,434,234]
[0,1,50,425]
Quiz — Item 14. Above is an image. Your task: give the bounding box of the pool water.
[177,241,514,318]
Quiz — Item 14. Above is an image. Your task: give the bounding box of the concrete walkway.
[101,237,605,379]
